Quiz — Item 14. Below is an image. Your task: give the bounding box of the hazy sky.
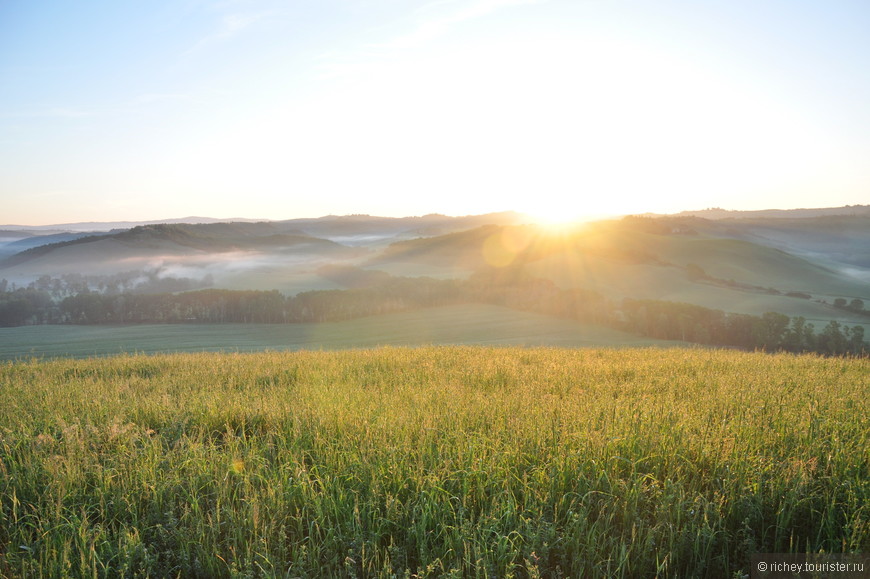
[2,0,869,225]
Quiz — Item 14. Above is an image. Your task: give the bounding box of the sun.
[519,194,625,227]
[525,209,586,228]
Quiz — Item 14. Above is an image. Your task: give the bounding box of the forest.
[0,267,866,356]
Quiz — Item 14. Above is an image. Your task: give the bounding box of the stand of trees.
[618,300,865,356]
[0,269,866,356]
[0,275,464,326]
[833,297,867,316]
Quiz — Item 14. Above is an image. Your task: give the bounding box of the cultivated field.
[0,347,867,577]
[0,304,675,361]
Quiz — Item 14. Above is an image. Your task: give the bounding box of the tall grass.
[0,347,867,577]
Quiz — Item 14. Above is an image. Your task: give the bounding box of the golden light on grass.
[1,348,866,576]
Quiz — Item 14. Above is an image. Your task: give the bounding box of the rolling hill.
[0,213,530,293]
[0,223,354,266]
[1,209,867,329]
[0,231,111,259]
[369,216,870,324]
[716,215,870,268]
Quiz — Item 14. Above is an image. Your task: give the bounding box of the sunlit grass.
[0,347,867,577]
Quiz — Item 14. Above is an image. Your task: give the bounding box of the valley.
[1,207,868,358]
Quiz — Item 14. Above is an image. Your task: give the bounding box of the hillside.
[370,217,870,324]
[1,211,868,332]
[0,212,529,253]
[0,214,529,288]
[717,215,870,268]
[0,223,362,288]
[0,231,110,259]
[275,212,529,245]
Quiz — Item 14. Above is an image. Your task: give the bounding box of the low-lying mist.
[3,247,371,295]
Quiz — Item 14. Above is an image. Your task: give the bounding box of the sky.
[1,0,869,226]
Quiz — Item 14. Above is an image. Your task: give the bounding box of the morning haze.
[1,1,868,576]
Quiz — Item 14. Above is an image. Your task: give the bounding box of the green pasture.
[0,304,673,360]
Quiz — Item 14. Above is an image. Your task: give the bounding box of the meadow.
[0,304,672,361]
[0,347,867,577]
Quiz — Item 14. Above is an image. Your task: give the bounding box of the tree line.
[0,274,463,326]
[0,269,865,356]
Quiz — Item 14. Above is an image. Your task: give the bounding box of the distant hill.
[0,222,352,269]
[369,225,511,268]
[0,216,265,232]
[0,217,269,258]
[0,230,40,239]
[0,213,531,264]
[272,212,530,245]
[371,215,870,323]
[665,205,870,220]
[0,213,530,291]
[2,210,867,328]
[0,212,530,252]
[0,231,113,259]
[0,212,528,235]
[638,214,870,269]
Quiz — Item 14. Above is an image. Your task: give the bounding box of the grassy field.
[0,347,867,577]
[0,304,676,361]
